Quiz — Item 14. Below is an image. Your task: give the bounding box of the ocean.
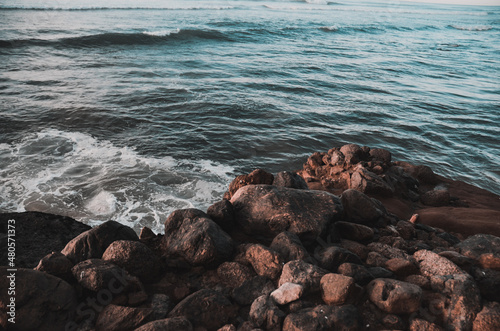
[1,0,499,233]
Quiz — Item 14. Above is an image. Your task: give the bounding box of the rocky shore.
[1,144,499,331]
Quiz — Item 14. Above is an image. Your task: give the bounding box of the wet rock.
[473,302,500,331]
[334,221,374,242]
[409,318,443,331]
[134,317,193,331]
[168,289,236,330]
[231,185,342,244]
[273,171,309,190]
[317,246,363,272]
[62,220,138,264]
[350,166,394,197]
[0,211,91,268]
[0,267,77,331]
[96,304,156,331]
[162,209,233,267]
[102,240,164,283]
[270,231,311,263]
[207,199,235,230]
[279,260,328,294]
[320,273,362,305]
[270,282,304,305]
[340,189,386,226]
[245,244,283,280]
[367,278,422,314]
[337,262,374,285]
[232,276,276,306]
[34,251,74,282]
[414,249,464,277]
[421,189,450,207]
[224,169,274,200]
[217,261,255,288]
[369,148,392,165]
[384,257,419,277]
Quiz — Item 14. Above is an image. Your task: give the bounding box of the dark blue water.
[1,0,499,232]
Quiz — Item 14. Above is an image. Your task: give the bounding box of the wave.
[0,6,235,11]
[450,25,493,31]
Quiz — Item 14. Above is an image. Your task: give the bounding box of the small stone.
[320,273,361,306]
[385,258,419,277]
[245,244,283,280]
[271,282,304,305]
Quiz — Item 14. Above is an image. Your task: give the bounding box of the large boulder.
[161,209,233,267]
[224,169,274,200]
[34,251,74,282]
[61,220,138,264]
[0,211,91,268]
[0,267,77,331]
[231,185,343,244]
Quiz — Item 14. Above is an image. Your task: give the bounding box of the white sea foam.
[450,25,493,31]
[143,28,180,37]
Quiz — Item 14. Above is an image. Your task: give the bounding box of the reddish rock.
[102,240,164,283]
[217,325,236,331]
[270,231,311,263]
[350,166,394,197]
[340,143,364,165]
[245,244,283,280]
[317,246,362,272]
[279,260,328,294]
[409,318,443,331]
[168,289,236,330]
[340,239,369,260]
[421,189,450,207]
[405,274,431,290]
[224,169,274,200]
[365,251,389,267]
[320,273,362,305]
[162,209,233,267]
[340,189,386,226]
[334,221,374,242]
[283,305,361,331]
[34,251,74,282]
[473,302,500,331]
[367,278,422,314]
[271,282,304,305]
[382,314,405,330]
[337,262,374,285]
[478,253,500,271]
[217,261,254,288]
[207,199,235,231]
[414,249,464,277]
[134,317,193,331]
[367,242,409,260]
[232,276,276,306]
[231,185,342,244]
[62,220,138,264]
[273,171,309,190]
[96,304,156,331]
[369,148,392,165]
[396,220,416,240]
[438,251,475,272]
[0,267,77,331]
[384,257,419,277]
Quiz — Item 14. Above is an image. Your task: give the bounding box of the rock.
[368,267,394,279]
[337,262,374,285]
[134,317,193,331]
[405,274,431,290]
[0,211,91,268]
[329,149,345,166]
[395,162,438,185]
[217,262,255,288]
[62,220,138,264]
[340,144,364,165]
[161,209,233,267]
[421,189,450,207]
[279,260,328,294]
[367,278,422,314]
[367,242,409,260]
[270,231,311,263]
[250,295,286,330]
[102,240,164,283]
[96,304,156,331]
[384,257,419,277]
[139,227,156,240]
[207,199,235,230]
[350,167,394,197]
[150,293,171,319]
[317,246,363,272]
[414,249,465,277]
[232,276,276,306]
[340,239,369,260]
[320,273,361,305]
[34,251,74,282]
[382,314,405,330]
[334,221,374,242]
[409,318,443,331]
[283,305,361,331]
[340,189,386,226]
[224,169,274,200]
[271,282,304,305]
[273,171,309,190]
[365,251,389,267]
[218,325,236,331]
[473,302,500,331]
[474,268,500,302]
[231,185,342,244]
[478,253,500,271]
[0,267,77,331]
[168,289,236,330]
[396,221,416,240]
[245,244,283,280]
[456,234,500,268]
[369,148,392,165]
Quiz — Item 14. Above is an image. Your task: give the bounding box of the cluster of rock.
[1,144,500,331]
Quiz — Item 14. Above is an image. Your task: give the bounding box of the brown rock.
[384,257,419,277]
[279,260,328,294]
[478,253,500,271]
[409,318,443,331]
[456,234,500,259]
[396,220,416,240]
[270,231,311,263]
[102,240,164,283]
[474,268,500,302]
[369,148,392,165]
[337,262,374,285]
[382,314,405,330]
[245,244,283,280]
[334,221,374,242]
[473,302,500,331]
[0,267,77,331]
[62,220,138,264]
[414,249,464,277]
[271,282,304,305]
[340,239,369,260]
[350,166,394,197]
[273,171,309,190]
[365,251,389,267]
[224,169,274,200]
[340,189,386,226]
[367,242,409,260]
[405,274,431,290]
[134,317,193,331]
[168,289,236,330]
[320,273,361,305]
[162,209,233,267]
[96,304,156,331]
[438,250,475,272]
[217,262,254,288]
[139,227,156,240]
[34,251,74,282]
[231,185,342,244]
[250,295,286,330]
[367,278,422,314]
[207,199,235,231]
[232,276,276,306]
[283,305,361,331]
[340,143,364,165]
[317,246,363,272]
[421,189,450,207]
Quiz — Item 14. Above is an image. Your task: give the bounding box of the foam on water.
[0,129,234,233]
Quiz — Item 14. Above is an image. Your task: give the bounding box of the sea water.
[1,0,499,233]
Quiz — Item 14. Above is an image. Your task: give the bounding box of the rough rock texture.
[96,304,156,331]
[224,168,274,200]
[456,234,500,260]
[34,251,74,282]
[271,282,304,305]
[367,278,422,314]
[207,199,235,231]
[320,273,361,305]
[351,166,394,196]
[161,209,233,267]
[270,231,311,263]
[340,189,386,226]
[0,211,91,268]
[279,260,328,294]
[414,249,464,277]
[134,317,193,331]
[273,171,309,190]
[283,305,362,331]
[334,221,375,242]
[231,185,342,244]
[250,295,286,330]
[217,261,254,288]
[317,246,363,272]
[232,276,276,306]
[473,302,500,331]
[245,244,283,280]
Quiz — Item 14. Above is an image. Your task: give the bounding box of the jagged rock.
[317,246,363,272]
[217,261,255,288]
[232,276,276,306]
[96,304,156,331]
[337,262,374,285]
[271,282,304,305]
[245,244,283,280]
[421,189,450,207]
[134,317,193,331]
[273,171,309,190]
[350,166,394,196]
[414,249,464,277]
[231,185,342,244]
[62,220,138,264]
[473,302,500,331]
[161,209,233,267]
[224,169,274,200]
[0,267,77,331]
[270,231,311,263]
[34,251,74,282]
[320,273,362,305]
[102,240,164,283]
[367,278,422,314]
[334,221,374,242]
[207,199,235,230]
[168,289,236,330]
[279,260,328,294]
[340,189,386,226]
[0,211,91,268]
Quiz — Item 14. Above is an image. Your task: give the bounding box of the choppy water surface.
[1,0,499,232]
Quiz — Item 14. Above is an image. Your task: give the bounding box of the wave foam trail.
[0,129,234,233]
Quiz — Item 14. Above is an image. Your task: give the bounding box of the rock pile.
[1,144,500,331]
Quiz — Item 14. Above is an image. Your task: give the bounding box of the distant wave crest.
[0,5,235,11]
[450,25,493,31]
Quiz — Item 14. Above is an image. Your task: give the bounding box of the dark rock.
[334,221,374,242]
[273,171,309,190]
[395,162,438,185]
[369,148,392,165]
[34,251,74,282]
[367,242,409,260]
[456,234,500,270]
[414,249,464,277]
[337,262,374,285]
[224,169,274,200]
[139,226,156,240]
[384,257,419,277]
[231,185,342,244]
[317,246,363,272]
[62,220,138,264]
[438,251,475,272]
[270,282,304,305]
[102,240,164,283]
[0,211,91,268]
[250,295,286,330]
[382,314,405,330]
[368,266,394,279]
[278,260,328,294]
[405,274,431,290]
[270,231,311,263]
[150,293,171,319]
[474,268,500,302]
[217,262,255,288]
[245,244,283,280]
[340,239,369,260]
[473,301,500,331]
[396,221,416,240]
[478,253,500,271]
[134,317,193,331]
[367,278,422,314]
[436,232,461,245]
[350,166,394,197]
[218,325,237,331]
[421,189,450,207]
[96,304,156,331]
[340,189,386,226]
[365,251,389,267]
[162,209,233,267]
[232,276,275,306]
[168,289,236,330]
[340,143,364,165]
[0,267,77,331]
[283,305,361,331]
[320,273,362,305]
[207,199,235,230]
